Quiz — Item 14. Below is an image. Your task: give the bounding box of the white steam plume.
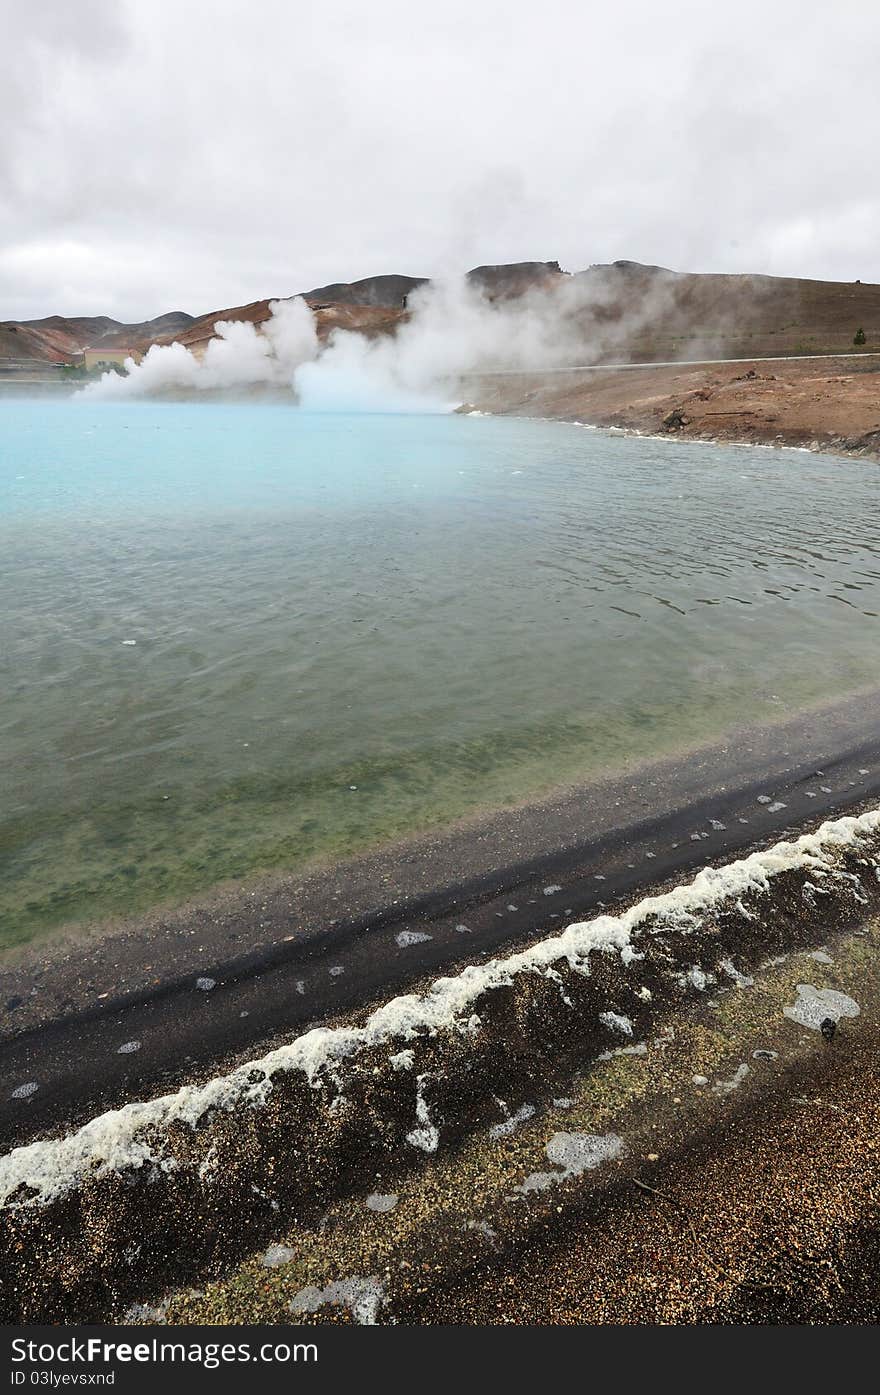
[294,277,583,412]
[80,270,684,411]
[82,297,318,398]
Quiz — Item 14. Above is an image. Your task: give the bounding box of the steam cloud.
[82,271,683,411]
[84,297,318,398]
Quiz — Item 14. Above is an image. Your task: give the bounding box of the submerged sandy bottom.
[6,403,880,957]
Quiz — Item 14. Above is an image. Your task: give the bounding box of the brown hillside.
[300,273,427,309]
[467,259,566,299]
[0,311,195,368]
[565,261,880,360]
[3,262,879,372]
[166,298,406,357]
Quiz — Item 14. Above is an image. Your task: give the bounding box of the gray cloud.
[1,0,877,320]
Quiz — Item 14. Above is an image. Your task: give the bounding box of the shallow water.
[3,400,880,950]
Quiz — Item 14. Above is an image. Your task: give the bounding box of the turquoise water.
[3,399,880,949]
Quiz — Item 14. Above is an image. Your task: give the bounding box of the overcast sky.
[2,0,878,322]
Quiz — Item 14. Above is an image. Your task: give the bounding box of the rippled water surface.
[3,400,880,948]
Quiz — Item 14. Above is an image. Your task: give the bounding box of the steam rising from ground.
[85,298,318,399]
[293,278,590,412]
[82,271,683,411]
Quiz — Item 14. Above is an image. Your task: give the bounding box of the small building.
[82,346,141,371]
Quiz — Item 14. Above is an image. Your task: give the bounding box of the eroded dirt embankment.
[390,928,880,1326]
[164,920,880,1326]
[1,812,879,1323]
[460,355,880,461]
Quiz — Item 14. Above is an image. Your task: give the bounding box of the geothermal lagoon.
[3,398,880,952]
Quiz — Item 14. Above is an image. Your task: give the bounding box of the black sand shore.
[3,690,880,1152]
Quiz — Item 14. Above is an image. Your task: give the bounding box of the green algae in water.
[3,402,880,951]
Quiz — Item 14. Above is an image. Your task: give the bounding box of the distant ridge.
[300,273,427,309]
[2,260,879,371]
[0,310,195,368]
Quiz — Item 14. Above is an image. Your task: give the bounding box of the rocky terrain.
[463,353,880,462]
